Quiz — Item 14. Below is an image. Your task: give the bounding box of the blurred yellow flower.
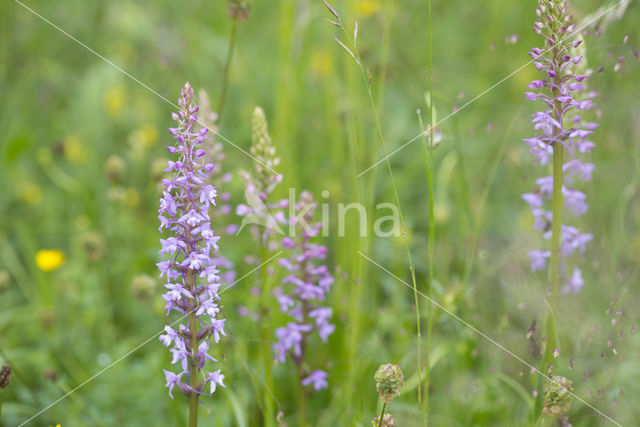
[36,250,65,272]
[123,187,140,207]
[104,84,126,117]
[129,124,158,149]
[356,0,381,16]
[17,181,43,205]
[434,203,450,224]
[311,48,334,78]
[63,135,87,164]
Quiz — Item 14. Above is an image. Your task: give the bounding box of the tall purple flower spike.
[522,1,597,295]
[157,82,226,399]
[273,191,335,390]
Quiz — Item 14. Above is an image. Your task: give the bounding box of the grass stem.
[217,19,238,120]
[423,0,435,424]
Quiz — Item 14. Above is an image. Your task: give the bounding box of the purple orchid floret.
[272,191,335,391]
[523,1,597,294]
[302,370,329,391]
[157,82,226,399]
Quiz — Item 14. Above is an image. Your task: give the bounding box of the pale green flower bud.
[543,375,574,418]
[374,364,404,403]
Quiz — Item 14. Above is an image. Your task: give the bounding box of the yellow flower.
[129,124,159,159]
[356,0,381,16]
[63,135,87,164]
[17,181,43,205]
[123,187,140,207]
[104,84,126,117]
[129,124,158,149]
[311,48,334,79]
[434,202,450,224]
[140,124,158,146]
[35,250,65,272]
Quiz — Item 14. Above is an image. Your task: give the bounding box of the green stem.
[549,139,564,315]
[546,73,565,362]
[259,233,276,427]
[377,401,387,427]
[187,269,199,427]
[423,1,434,424]
[297,364,307,427]
[418,111,435,426]
[217,19,238,120]
[535,61,564,419]
[0,388,4,419]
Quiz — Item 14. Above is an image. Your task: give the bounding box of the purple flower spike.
[273,191,335,391]
[158,82,226,399]
[523,2,597,294]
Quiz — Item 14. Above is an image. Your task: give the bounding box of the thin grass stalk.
[337,23,423,414]
[343,14,366,415]
[422,1,435,424]
[450,108,472,235]
[376,0,394,112]
[217,19,238,119]
[417,111,434,427]
[343,115,374,423]
[462,112,521,284]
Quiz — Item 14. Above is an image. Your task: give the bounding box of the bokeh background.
[1,0,639,425]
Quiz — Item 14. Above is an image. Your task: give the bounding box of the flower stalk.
[376,401,387,427]
[372,364,403,427]
[523,0,599,418]
[237,106,284,426]
[218,0,250,119]
[549,123,564,314]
